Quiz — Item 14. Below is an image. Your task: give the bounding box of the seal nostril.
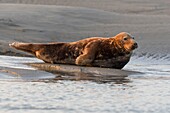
[134,42,138,48]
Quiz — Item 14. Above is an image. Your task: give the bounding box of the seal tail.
[9,42,41,55]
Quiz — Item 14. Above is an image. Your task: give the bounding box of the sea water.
[0,55,169,113]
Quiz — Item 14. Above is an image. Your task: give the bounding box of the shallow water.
[0,55,170,113]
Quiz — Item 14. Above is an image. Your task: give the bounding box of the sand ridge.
[0,1,169,60]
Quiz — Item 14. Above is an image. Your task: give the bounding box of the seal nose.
[133,42,138,48]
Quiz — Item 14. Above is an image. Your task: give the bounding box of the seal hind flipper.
[9,42,41,55]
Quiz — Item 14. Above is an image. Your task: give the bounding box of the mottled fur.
[9,32,138,69]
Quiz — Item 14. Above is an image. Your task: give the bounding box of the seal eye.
[124,37,128,41]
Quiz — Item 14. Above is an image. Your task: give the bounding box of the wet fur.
[10,32,137,69]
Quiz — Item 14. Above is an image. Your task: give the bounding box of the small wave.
[126,53,170,78]
[131,52,170,65]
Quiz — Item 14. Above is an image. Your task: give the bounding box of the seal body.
[10,32,138,69]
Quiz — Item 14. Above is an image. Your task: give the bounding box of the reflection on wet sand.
[28,63,142,83]
[40,72,131,84]
[0,66,130,83]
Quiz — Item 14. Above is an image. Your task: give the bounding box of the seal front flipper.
[75,40,100,66]
[9,42,41,55]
